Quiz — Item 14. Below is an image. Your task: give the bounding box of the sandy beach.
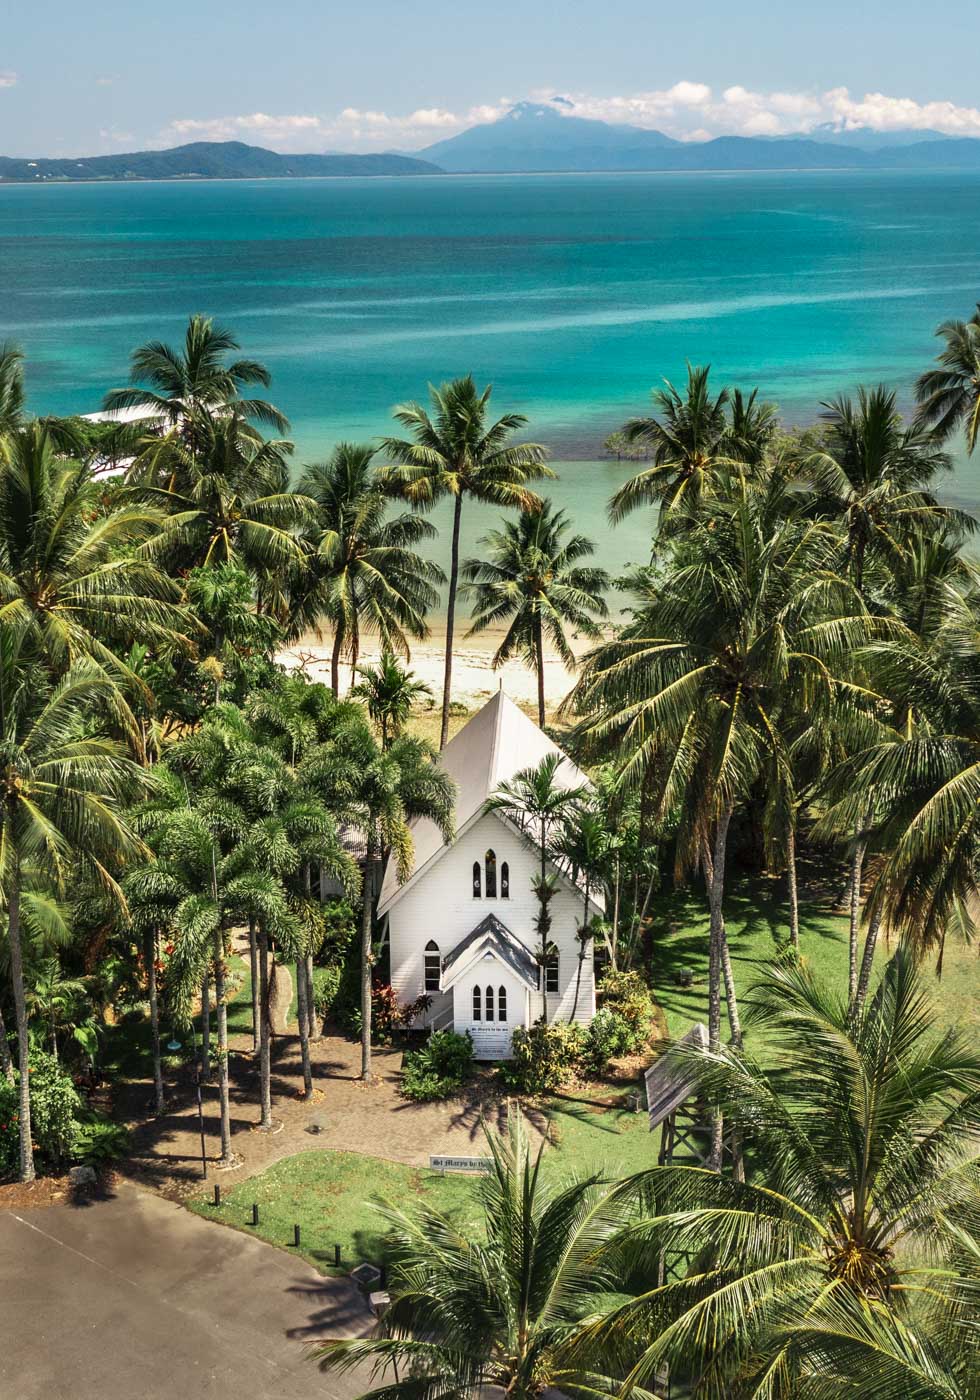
[277,626,585,712]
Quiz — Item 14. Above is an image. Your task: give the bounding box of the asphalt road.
[0,1184,372,1400]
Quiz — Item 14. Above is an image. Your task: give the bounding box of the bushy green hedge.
[401,1030,474,1102]
[596,970,657,1052]
[500,1021,585,1094]
[0,1051,81,1180]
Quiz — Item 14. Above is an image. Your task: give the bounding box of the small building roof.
[441,913,539,991]
[644,1022,709,1130]
[377,690,591,915]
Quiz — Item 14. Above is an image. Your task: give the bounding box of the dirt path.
[114,971,547,1199]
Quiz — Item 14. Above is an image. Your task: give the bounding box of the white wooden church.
[379,690,602,1058]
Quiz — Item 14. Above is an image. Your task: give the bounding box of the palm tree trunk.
[707,809,732,1173]
[305,955,319,1040]
[569,882,590,1023]
[787,821,800,948]
[213,931,232,1162]
[257,924,273,1130]
[702,835,742,1049]
[848,839,866,1006]
[330,624,343,697]
[0,1002,13,1086]
[7,872,35,1181]
[534,613,546,728]
[247,917,260,1054]
[199,974,211,1080]
[439,494,464,751]
[539,821,549,1027]
[295,957,313,1099]
[360,833,378,1081]
[146,930,164,1116]
[853,909,882,1014]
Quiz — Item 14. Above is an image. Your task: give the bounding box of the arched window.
[472,986,482,1021]
[472,861,482,898]
[500,862,510,898]
[484,849,497,898]
[498,985,507,1022]
[545,954,560,994]
[485,985,495,1021]
[424,940,441,992]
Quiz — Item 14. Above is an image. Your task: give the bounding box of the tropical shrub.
[401,1030,474,1101]
[73,1110,130,1165]
[596,969,656,1051]
[0,1052,81,1180]
[500,1021,584,1094]
[581,1006,635,1073]
[312,964,343,1020]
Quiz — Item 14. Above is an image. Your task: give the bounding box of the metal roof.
[644,1022,709,1130]
[440,912,540,991]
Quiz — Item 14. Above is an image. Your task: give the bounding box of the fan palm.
[462,502,609,726]
[312,1115,629,1399]
[379,376,552,748]
[103,313,288,437]
[915,304,980,452]
[487,753,585,1024]
[0,423,190,705]
[294,444,443,694]
[803,386,966,595]
[351,653,433,749]
[589,952,980,1398]
[610,366,773,528]
[0,634,147,1180]
[569,478,888,1160]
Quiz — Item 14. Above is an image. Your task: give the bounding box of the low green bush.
[596,969,657,1052]
[73,1110,129,1165]
[401,1030,474,1102]
[0,1051,81,1180]
[581,1006,635,1073]
[500,1021,585,1094]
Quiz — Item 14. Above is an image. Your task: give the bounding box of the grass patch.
[188,1149,486,1272]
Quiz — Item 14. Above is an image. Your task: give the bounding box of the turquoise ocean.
[3,170,980,581]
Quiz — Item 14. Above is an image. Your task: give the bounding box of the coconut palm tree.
[0,344,26,444]
[803,386,966,595]
[591,953,980,1398]
[610,366,774,528]
[294,444,443,695]
[0,635,147,1180]
[570,479,886,1162]
[487,754,585,1025]
[135,410,314,576]
[915,305,980,452]
[351,653,433,749]
[380,377,552,748]
[462,503,610,727]
[312,1115,629,1398]
[0,423,190,702]
[103,313,289,437]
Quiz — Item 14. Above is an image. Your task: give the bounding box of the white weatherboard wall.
[388,808,596,1028]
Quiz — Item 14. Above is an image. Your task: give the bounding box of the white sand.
[276,628,583,711]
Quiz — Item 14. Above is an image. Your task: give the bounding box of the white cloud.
[0,71,17,88]
[154,84,980,155]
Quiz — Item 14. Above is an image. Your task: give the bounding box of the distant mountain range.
[420,101,980,173]
[0,141,441,183]
[6,110,980,184]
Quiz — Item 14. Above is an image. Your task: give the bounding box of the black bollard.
[213,1184,221,1208]
[293,1223,301,1248]
[333,1243,341,1267]
[251,1202,259,1227]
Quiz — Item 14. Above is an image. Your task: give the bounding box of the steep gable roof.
[440,913,539,991]
[378,689,590,914]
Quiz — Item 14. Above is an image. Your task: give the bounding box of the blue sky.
[4,0,980,156]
